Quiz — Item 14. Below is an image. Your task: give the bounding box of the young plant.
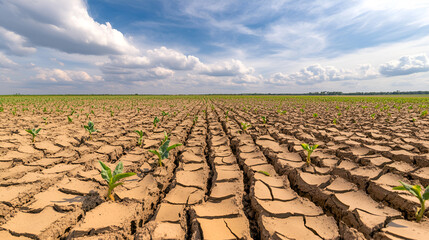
[193,115,198,125]
[301,143,319,167]
[135,130,144,147]
[84,121,97,140]
[313,113,318,118]
[240,122,251,133]
[225,110,229,121]
[26,128,41,143]
[161,111,168,121]
[153,116,160,128]
[42,117,47,125]
[261,116,267,124]
[332,118,337,125]
[393,181,428,222]
[149,132,182,167]
[67,116,73,123]
[99,161,136,201]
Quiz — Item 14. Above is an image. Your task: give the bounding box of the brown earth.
[0,97,428,239]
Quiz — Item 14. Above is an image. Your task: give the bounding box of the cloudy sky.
[0,0,428,94]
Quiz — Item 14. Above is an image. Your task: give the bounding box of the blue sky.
[0,0,428,94]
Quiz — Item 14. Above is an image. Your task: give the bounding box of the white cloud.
[0,27,36,56]
[35,68,103,83]
[146,47,201,70]
[198,59,254,76]
[0,52,17,68]
[268,64,378,85]
[0,0,138,55]
[379,54,429,76]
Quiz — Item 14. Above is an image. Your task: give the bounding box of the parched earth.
[0,96,428,239]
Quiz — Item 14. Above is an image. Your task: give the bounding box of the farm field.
[0,95,429,239]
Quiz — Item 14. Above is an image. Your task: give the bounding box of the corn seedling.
[393,181,429,222]
[258,170,270,176]
[161,111,168,121]
[225,110,229,121]
[261,116,267,124]
[313,113,318,118]
[301,143,319,167]
[42,117,47,125]
[153,116,160,128]
[67,116,73,123]
[193,115,198,125]
[332,118,337,125]
[149,132,182,167]
[240,122,251,133]
[84,121,97,140]
[99,161,136,201]
[135,130,144,147]
[26,128,41,143]
[421,110,428,118]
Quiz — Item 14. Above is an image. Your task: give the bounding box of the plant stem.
[417,199,426,222]
[307,152,311,166]
[158,157,162,167]
[108,186,115,201]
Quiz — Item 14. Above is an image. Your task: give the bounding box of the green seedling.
[225,110,229,121]
[313,113,318,118]
[301,143,319,167]
[42,117,47,125]
[26,128,41,143]
[149,132,182,167]
[261,116,267,124]
[371,113,376,119]
[161,111,168,121]
[277,109,287,115]
[84,121,97,140]
[393,181,429,222]
[67,116,73,123]
[99,161,136,201]
[193,115,198,125]
[153,116,160,128]
[258,170,270,176]
[240,122,251,133]
[332,118,337,125]
[135,130,144,147]
[421,110,428,117]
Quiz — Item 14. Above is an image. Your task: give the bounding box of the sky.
[0,0,429,94]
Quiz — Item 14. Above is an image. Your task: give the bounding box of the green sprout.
[313,113,318,118]
[161,111,168,121]
[258,170,270,176]
[149,132,182,167]
[225,110,229,121]
[99,161,136,201]
[421,110,428,118]
[277,109,287,115]
[67,116,73,123]
[84,121,97,140]
[135,130,144,147]
[153,116,160,129]
[193,115,198,125]
[240,122,251,133]
[26,128,41,143]
[393,181,429,222]
[301,143,319,167]
[332,118,337,125]
[371,113,376,119]
[261,116,267,124]
[42,117,47,125]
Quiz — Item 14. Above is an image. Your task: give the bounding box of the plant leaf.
[113,162,123,177]
[398,181,419,197]
[258,170,270,176]
[110,182,124,190]
[149,149,162,160]
[100,169,110,183]
[167,143,182,152]
[112,172,136,184]
[99,161,112,180]
[423,186,429,200]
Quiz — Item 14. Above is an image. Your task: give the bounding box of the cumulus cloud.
[379,54,429,76]
[198,59,254,77]
[35,68,103,83]
[268,64,378,85]
[0,27,36,56]
[0,0,138,55]
[147,47,201,70]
